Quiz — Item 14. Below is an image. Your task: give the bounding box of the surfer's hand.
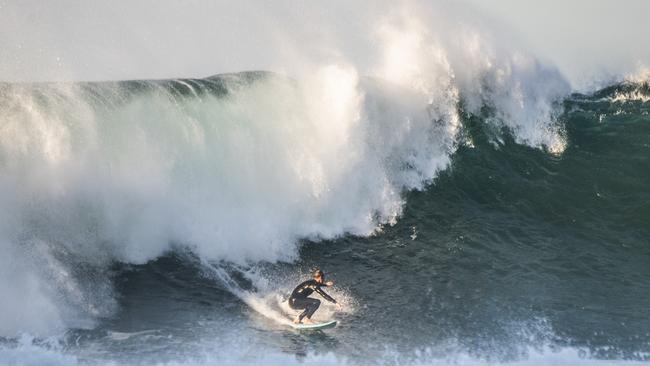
[325,281,334,287]
[336,303,343,311]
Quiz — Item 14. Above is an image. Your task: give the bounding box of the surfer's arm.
[315,287,337,303]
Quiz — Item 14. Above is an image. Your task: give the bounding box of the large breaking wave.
[0,7,574,338]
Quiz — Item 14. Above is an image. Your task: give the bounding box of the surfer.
[289,268,342,324]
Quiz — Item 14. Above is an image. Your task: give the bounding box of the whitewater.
[0,1,649,365]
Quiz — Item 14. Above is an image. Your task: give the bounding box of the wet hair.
[313,268,324,279]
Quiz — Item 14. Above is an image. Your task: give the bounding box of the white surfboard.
[290,319,337,330]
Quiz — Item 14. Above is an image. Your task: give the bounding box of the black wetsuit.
[288,279,337,321]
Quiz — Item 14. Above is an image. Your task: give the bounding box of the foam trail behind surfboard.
[201,262,294,326]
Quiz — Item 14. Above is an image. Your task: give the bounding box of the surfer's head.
[313,268,324,283]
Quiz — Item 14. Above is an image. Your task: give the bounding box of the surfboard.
[290,319,337,330]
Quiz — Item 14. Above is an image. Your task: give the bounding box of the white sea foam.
[610,90,650,103]
[0,335,646,366]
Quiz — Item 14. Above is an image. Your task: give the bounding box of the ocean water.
[0,17,649,365]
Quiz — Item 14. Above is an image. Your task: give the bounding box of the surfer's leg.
[298,307,310,322]
[290,298,311,323]
[304,298,321,319]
